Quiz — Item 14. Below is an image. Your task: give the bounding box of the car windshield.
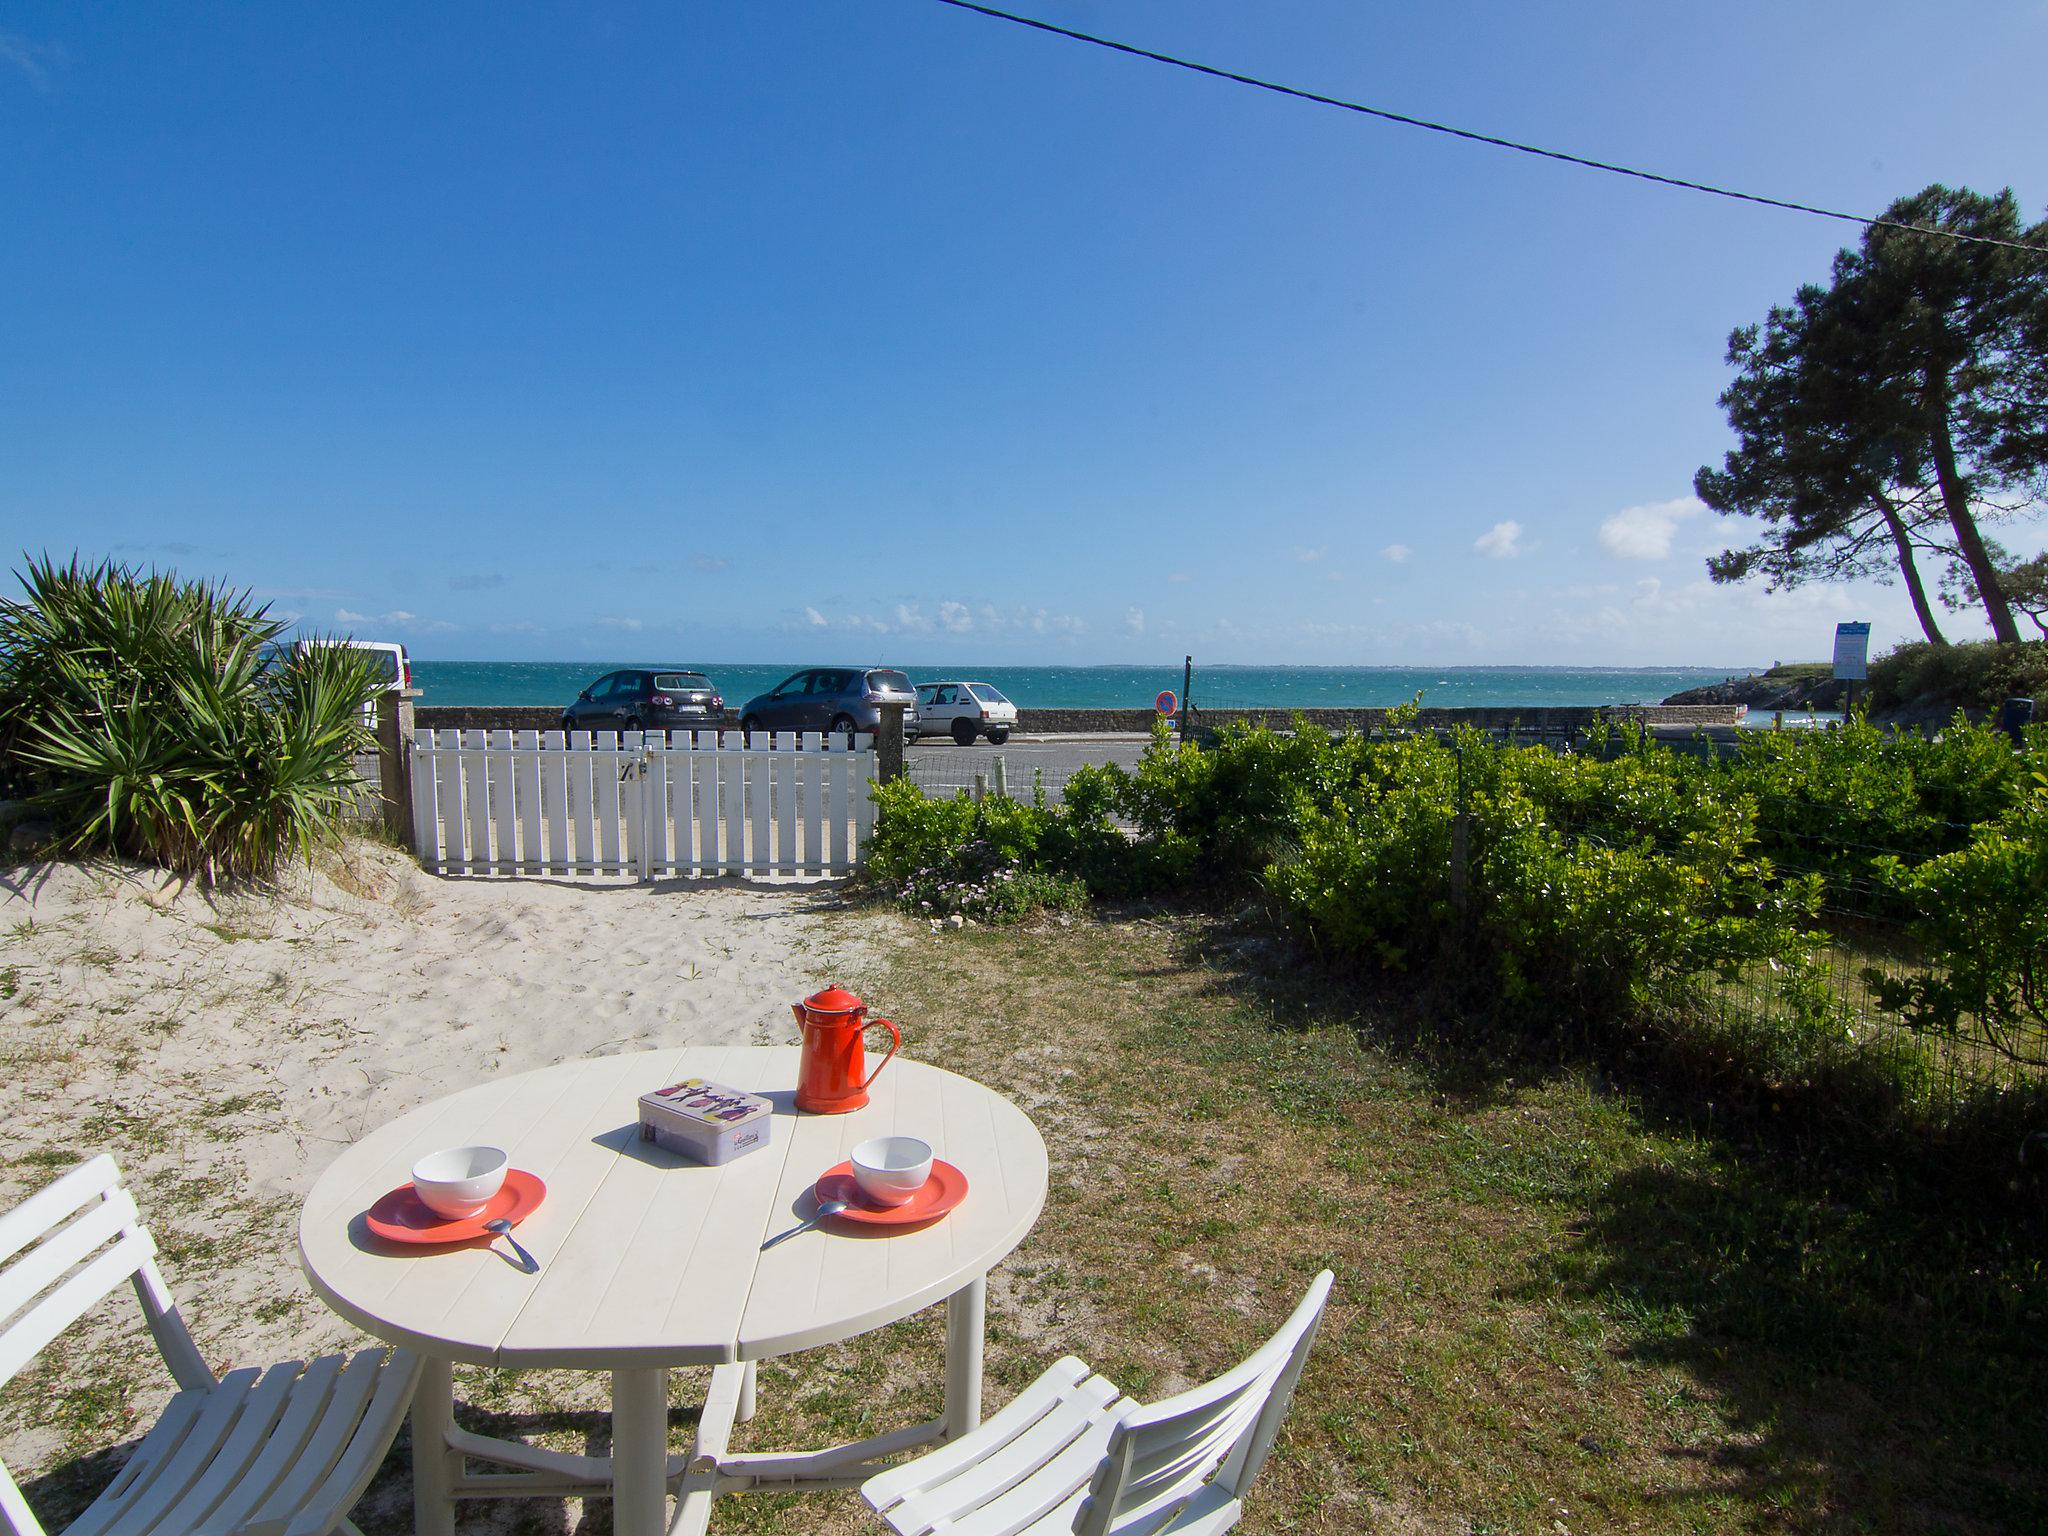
[653,673,710,692]
[866,670,914,695]
[968,684,1008,705]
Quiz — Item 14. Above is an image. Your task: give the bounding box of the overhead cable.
[929,0,2048,256]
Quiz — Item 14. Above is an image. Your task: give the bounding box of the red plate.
[813,1159,968,1226]
[365,1170,547,1244]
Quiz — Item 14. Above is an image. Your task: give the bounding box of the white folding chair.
[0,1156,419,1536]
[862,1269,1333,1536]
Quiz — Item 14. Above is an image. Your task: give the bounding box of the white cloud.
[488,620,542,635]
[1290,546,1325,564]
[1125,606,1146,635]
[1599,496,1703,561]
[0,30,61,91]
[893,603,933,633]
[335,606,457,634]
[597,616,643,632]
[689,555,729,573]
[1380,543,1411,564]
[804,606,827,627]
[1474,521,1523,560]
[938,601,973,633]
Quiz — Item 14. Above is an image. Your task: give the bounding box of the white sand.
[0,843,882,1488]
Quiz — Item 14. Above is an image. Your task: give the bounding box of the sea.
[409,662,1747,711]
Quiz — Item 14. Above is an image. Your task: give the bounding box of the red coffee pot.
[792,986,901,1114]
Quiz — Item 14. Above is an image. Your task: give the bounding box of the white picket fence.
[408,729,877,878]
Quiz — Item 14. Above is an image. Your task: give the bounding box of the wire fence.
[904,752,1088,805]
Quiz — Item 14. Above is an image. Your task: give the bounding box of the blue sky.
[3,1,2044,668]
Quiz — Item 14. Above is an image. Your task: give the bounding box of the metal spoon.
[761,1200,849,1250]
[485,1218,539,1273]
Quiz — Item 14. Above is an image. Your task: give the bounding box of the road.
[901,732,1155,798]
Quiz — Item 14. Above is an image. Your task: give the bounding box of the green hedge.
[1868,638,2048,713]
[866,713,2048,1079]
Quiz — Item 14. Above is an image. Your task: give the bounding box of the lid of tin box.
[639,1078,772,1127]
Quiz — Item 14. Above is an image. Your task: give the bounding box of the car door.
[570,672,617,728]
[813,670,855,729]
[759,671,810,731]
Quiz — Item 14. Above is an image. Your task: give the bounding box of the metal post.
[1180,655,1193,745]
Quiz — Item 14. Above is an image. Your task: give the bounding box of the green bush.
[1867,638,2048,713]
[862,777,1105,923]
[1867,765,2048,1064]
[0,555,382,881]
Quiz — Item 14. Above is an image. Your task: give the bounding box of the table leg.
[411,1356,457,1536]
[738,1359,758,1423]
[610,1367,670,1536]
[943,1275,985,1439]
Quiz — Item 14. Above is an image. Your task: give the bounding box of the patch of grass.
[731,909,2048,1536]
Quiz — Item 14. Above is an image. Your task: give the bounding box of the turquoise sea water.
[410,662,1746,711]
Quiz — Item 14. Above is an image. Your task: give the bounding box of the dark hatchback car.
[736,667,918,738]
[561,669,724,732]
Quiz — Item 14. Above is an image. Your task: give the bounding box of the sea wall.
[412,703,1747,735]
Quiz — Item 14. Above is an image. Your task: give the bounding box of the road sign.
[1155,690,1178,716]
[1833,622,1871,681]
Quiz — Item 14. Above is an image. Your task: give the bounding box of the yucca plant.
[0,554,383,882]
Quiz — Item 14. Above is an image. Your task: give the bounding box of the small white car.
[914,680,1018,745]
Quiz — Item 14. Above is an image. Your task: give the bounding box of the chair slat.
[865,1359,1095,1510]
[140,1363,304,1536]
[0,1157,120,1266]
[279,1351,421,1536]
[891,1382,1124,1532]
[190,1355,347,1534]
[932,1417,1124,1536]
[0,1190,138,1330]
[88,1370,264,1536]
[0,1235,156,1387]
[235,1352,383,1532]
[60,1390,213,1536]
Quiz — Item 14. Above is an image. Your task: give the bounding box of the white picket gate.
[407,729,877,878]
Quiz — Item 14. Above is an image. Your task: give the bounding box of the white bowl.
[850,1136,933,1208]
[411,1145,508,1219]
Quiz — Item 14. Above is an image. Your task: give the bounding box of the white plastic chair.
[0,1156,419,1536]
[862,1269,1333,1536]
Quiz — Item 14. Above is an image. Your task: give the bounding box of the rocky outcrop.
[1663,674,1852,712]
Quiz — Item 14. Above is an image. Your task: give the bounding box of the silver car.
[737,667,919,738]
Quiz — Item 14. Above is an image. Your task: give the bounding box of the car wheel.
[559,715,576,733]
[987,727,1010,745]
[741,714,763,740]
[951,718,977,746]
[829,713,857,742]
[623,716,643,733]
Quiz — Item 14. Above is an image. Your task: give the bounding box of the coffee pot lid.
[802,984,864,1014]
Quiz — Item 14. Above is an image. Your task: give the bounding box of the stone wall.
[415,702,1747,736]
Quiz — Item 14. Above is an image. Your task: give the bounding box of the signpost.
[1833,622,1871,717]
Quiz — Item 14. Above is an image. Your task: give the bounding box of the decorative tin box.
[637,1078,773,1166]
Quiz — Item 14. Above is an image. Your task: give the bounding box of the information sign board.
[1833,622,1871,681]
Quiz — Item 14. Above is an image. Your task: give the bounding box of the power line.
[930,0,2048,257]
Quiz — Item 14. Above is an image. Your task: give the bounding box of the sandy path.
[0,843,880,1494]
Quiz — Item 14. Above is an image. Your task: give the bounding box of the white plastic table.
[297,1046,1048,1536]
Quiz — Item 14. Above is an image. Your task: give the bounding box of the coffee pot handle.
[860,1017,902,1090]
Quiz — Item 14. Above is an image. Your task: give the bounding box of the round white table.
[298,1045,1048,1536]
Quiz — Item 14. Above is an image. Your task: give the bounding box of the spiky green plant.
[0,554,382,882]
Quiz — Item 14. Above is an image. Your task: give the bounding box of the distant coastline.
[408,661,1750,713]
